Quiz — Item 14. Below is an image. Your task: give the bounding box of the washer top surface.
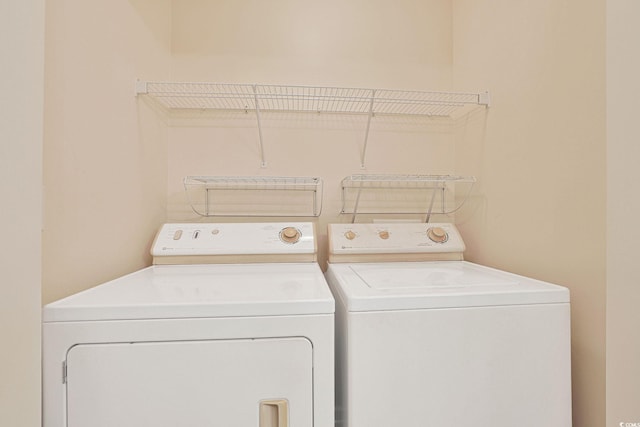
[326,261,570,311]
[44,262,334,322]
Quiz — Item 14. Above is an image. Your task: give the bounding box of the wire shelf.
[184,176,323,217]
[137,82,488,116]
[137,81,490,168]
[341,174,476,222]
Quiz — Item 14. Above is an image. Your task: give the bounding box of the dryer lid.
[327,261,569,311]
[43,263,334,322]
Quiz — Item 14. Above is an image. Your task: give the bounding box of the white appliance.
[43,222,334,427]
[325,222,572,427]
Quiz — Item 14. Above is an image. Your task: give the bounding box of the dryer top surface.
[44,263,334,322]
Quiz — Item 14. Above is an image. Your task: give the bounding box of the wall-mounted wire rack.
[183,176,323,217]
[341,174,476,223]
[136,81,490,168]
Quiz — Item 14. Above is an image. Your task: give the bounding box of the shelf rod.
[360,89,376,168]
[205,188,211,216]
[313,188,320,216]
[350,181,365,223]
[253,85,267,167]
[425,188,438,223]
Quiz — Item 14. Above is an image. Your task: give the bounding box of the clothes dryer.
[325,222,571,427]
[43,222,334,427]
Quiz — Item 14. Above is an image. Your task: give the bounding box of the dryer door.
[65,337,312,427]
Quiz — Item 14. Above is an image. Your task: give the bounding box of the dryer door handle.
[259,399,289,427]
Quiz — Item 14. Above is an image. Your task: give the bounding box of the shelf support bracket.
[360,89,376,169]
[253,85,267,168]
[135,80,148,95]
[478,91,491,107]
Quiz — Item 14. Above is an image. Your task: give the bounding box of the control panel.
[151,223,316,259]
[328,222,465,256]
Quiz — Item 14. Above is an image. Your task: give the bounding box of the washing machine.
[325,222,572,427]
[43,222,334,427]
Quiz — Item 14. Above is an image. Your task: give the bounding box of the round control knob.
[427,227,448,243]
[344,230,357,240]
[378,230,390,240]
[280,227,301,244]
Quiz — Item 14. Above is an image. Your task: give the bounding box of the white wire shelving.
[341,174,476,223]
[183,176,323,217]
[136,81,490,168]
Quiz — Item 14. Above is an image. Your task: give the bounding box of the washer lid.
[327,261,569,311]
[43,263,334,322]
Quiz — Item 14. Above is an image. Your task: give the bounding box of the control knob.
[280,227,301,244]
[344,230,357,240]
[427,227,448,243]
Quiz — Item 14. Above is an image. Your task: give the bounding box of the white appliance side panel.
[66,338,312,427]
[344,304,572,427]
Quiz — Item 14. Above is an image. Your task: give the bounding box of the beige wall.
[171,0,452,88]
[168,5,607,425]
[43,0,172,304]
[452,1,606,426]
[40,2,616,426]
[43,0,458,302]
[167,0,457,268]
[0,1,44,425]
[606,0,640,425]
